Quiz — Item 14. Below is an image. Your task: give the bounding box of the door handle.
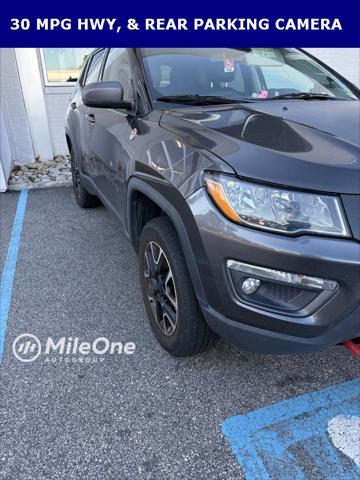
[86,113,95,124]
[70,101,77,110]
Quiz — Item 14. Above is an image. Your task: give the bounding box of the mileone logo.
[12,333,135,363]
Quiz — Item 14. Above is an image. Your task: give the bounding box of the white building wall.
[44,90,71,156]
[37,50,73,156]
[0,48,34,164]
[305,48,360,87]
[0,48,72,163]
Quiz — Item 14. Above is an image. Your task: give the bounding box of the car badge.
[130,128,137,140]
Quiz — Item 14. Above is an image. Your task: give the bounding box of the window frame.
[82,48,106,86]
[99,48,112,81]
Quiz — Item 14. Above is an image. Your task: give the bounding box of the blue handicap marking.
[222,379,360,480]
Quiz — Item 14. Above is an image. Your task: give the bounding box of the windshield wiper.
[269,92,338,100]
[156,94,252,105]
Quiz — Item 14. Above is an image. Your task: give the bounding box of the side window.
[84,49,105,85]
[85,61,102,85]
[102,48,133,100]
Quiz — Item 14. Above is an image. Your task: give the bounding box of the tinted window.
[102,48,133,100]
[84,49,105,85]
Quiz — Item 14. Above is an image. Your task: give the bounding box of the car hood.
[160,100,360,194]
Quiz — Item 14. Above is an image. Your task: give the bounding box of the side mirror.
[82,81,130,109]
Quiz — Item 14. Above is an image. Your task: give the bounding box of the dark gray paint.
[161,102,360,194]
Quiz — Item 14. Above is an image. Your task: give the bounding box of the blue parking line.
[222,379,360,480]
[0,189,28,363]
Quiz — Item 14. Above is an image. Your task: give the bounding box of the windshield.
[141,48,358,103]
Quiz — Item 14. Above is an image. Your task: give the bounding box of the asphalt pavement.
[0,187,359,480]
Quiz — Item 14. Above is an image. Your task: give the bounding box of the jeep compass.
[65,48,360,356]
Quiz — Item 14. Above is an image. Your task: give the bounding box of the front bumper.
[187,188,360,354]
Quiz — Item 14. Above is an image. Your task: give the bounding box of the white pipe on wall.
[15,48,53,161]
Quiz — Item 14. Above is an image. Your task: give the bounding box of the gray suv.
[65,48,360,356]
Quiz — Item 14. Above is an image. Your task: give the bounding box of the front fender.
[126,175,211,305]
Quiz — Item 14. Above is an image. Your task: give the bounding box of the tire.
[139,216,218,357]
[70,144,100,208]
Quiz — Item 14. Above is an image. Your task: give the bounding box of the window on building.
[41,48,93,85]
[102,48,133,100]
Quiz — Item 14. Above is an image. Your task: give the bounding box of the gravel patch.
[7,155,72,191]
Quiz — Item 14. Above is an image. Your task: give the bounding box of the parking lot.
[0,187,359,480]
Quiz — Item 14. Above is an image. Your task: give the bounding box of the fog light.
[227,260,338,291]
[242,278,260,295]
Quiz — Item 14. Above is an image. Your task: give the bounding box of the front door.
[87,48,135,222]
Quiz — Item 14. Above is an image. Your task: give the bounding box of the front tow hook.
[342,339,360,356]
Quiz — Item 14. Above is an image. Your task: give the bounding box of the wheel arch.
[127,176,207,304]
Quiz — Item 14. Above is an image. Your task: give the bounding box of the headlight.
[204,173,350,237]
